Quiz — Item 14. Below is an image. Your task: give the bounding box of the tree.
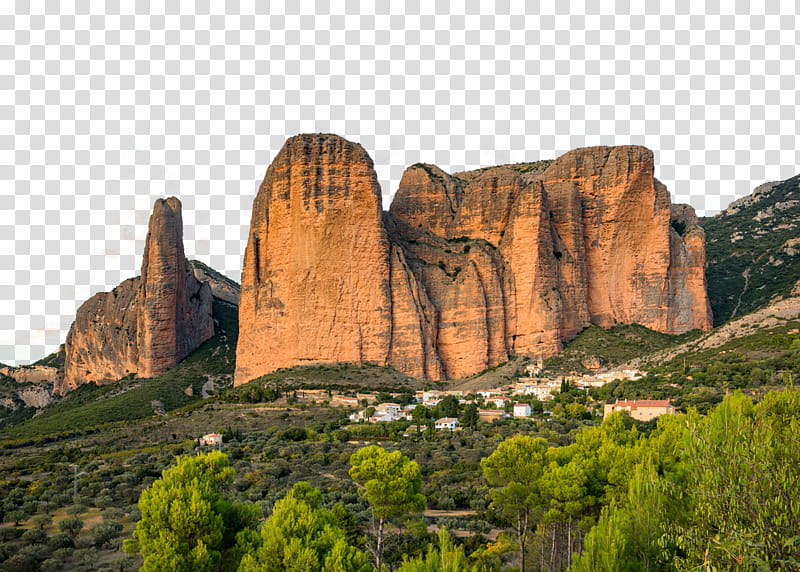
[412,405,429,431]
[481,435,548,572]
[59,516,84,537]
[92,521,123,548]
[349,445,426,571]
[131,451,258,572]
[460,403,479,429]
[5,509,27,526]
[30,514,52,530]
[434,395,460,419]
[396,527,490,572]
[671,389,800,569]
[239,481,370,572]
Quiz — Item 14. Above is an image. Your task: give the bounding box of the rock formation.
[235,135,712,385]
[58,198,214,394]
[234,134,394,384]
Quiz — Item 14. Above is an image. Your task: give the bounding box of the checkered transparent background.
[2,1,799,364]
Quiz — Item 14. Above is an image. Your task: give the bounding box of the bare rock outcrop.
[58,198,214,394]
[234,134,395,384]
[0,364,59,385]
[0,364,57,409]
[189,260,240,305]
[235,136,713,385]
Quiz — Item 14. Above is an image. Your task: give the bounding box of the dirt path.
[730,266,751,321]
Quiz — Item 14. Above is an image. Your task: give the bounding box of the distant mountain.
[701,175,800,326]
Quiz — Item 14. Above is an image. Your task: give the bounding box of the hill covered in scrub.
[702,175,800,326]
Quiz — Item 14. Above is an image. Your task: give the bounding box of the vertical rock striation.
[58,197,213,394]
[235,136,712,385]
[234,134,395,384]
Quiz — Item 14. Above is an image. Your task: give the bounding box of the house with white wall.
[513,403,531,417]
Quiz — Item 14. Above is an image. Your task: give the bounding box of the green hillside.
[229,361,428,400]
[543,323,702,374]
[701,175,800,326]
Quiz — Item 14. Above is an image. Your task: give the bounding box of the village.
[209,361,671,442]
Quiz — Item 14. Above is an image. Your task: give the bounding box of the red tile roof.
[612,399,671,410]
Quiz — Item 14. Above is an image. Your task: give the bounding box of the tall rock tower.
[58,197,213,394]
[234,134,395,385]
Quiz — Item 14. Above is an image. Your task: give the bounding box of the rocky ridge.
[235,134,712,385]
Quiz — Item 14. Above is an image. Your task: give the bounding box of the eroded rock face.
[58,198,214,394]
[667,204,714,332]
[234,134,394,385]
[0,364,59,385]
[137,198,214,378]
[235,136,712,385]
[189,260,240,305]
[0,365,57,409]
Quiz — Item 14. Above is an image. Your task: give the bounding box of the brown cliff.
[234,134,395,384]
[58,198,214,394]
[235,136,712,385]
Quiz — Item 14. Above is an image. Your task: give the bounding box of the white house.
[513,403,532,417]
[198,433,222,446]
[478,389,505,399]
[516,382,561,401]
[376,403,402,418]
[486,396,511,408]
[434,417,459,431]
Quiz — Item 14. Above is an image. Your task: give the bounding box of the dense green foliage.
[481,435,548,572]
[573,387,800,571]
[239,481,370,572]
[396,527,491,572]
[131,450,257,571]
[349,446,426,571]
[701,174,800,325]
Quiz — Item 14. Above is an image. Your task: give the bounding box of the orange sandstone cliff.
[58,197,214,394]
[235,135,712,385]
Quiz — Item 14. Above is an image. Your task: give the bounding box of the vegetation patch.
[701,175,800,325]
[544,323,702,374]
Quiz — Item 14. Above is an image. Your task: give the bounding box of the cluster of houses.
[197,365,671,439]
[346,390,538,432]
[336,365,674,429]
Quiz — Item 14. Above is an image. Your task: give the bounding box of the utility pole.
[70,464,78,504]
